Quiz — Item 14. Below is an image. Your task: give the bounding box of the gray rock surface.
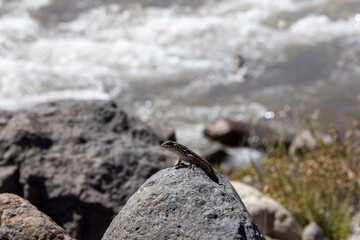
[0,193,75,240]
[231,181,302,240]
[102,166,265,240]
[0,165,21,194]
[0,100,171,240]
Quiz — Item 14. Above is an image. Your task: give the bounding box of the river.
[1,0,359,146]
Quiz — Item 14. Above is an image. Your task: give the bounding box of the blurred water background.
[1,0,360,146]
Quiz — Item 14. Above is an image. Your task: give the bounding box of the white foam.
[289,15,360,42]
[0,90,110,110]
[0,0,358,116]
[0,15,39,40]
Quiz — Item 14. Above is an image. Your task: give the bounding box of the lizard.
[161,141,225,188]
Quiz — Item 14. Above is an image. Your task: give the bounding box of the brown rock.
[200,145,229,164]
[0,193,74,240]
[204,118,292,148]
[204,118,251,146]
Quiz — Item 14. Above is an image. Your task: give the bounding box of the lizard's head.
[161,141,177,150]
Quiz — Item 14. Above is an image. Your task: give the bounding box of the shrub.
[233,121,360,240]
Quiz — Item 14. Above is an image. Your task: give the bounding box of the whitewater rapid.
[0,0,359,145]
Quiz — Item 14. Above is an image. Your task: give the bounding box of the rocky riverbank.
[0,100,358,240]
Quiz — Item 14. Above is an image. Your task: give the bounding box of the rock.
[351,212,360,234]
[204,118,251,146]
[102,166,266,240]
[289,130,316,155]
[204,118,292,148]
[347,234,359,240]
[0,165,21,194]
[231,181,302,240]
[0,111,12,129]
[289,129,332,155]
[201,145,229,164]
[147,120,176,142]
[200,146,263,176]
[265,236,279,240]
[348,211,360,240]
[0,193,74,240]
[0,100,171,240]
[231,54,245,68]
[302,222,324,240]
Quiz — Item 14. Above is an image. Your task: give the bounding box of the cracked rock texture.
[0,193,75,240]
[102,165,265,240]
[0,100,171,240]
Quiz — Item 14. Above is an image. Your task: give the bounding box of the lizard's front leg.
[172,157,182,167]
[188,164,196,170]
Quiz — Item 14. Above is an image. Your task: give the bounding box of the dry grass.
[232,120,360,240]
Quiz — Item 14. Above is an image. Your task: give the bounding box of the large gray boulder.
[0,193,75,240]
[102,165,265,240]
[0,100,171,240]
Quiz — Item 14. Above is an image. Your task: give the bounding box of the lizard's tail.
[209,170,226,188]
[208,170,219,183]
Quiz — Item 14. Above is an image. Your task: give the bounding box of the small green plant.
[229,162,253,180]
